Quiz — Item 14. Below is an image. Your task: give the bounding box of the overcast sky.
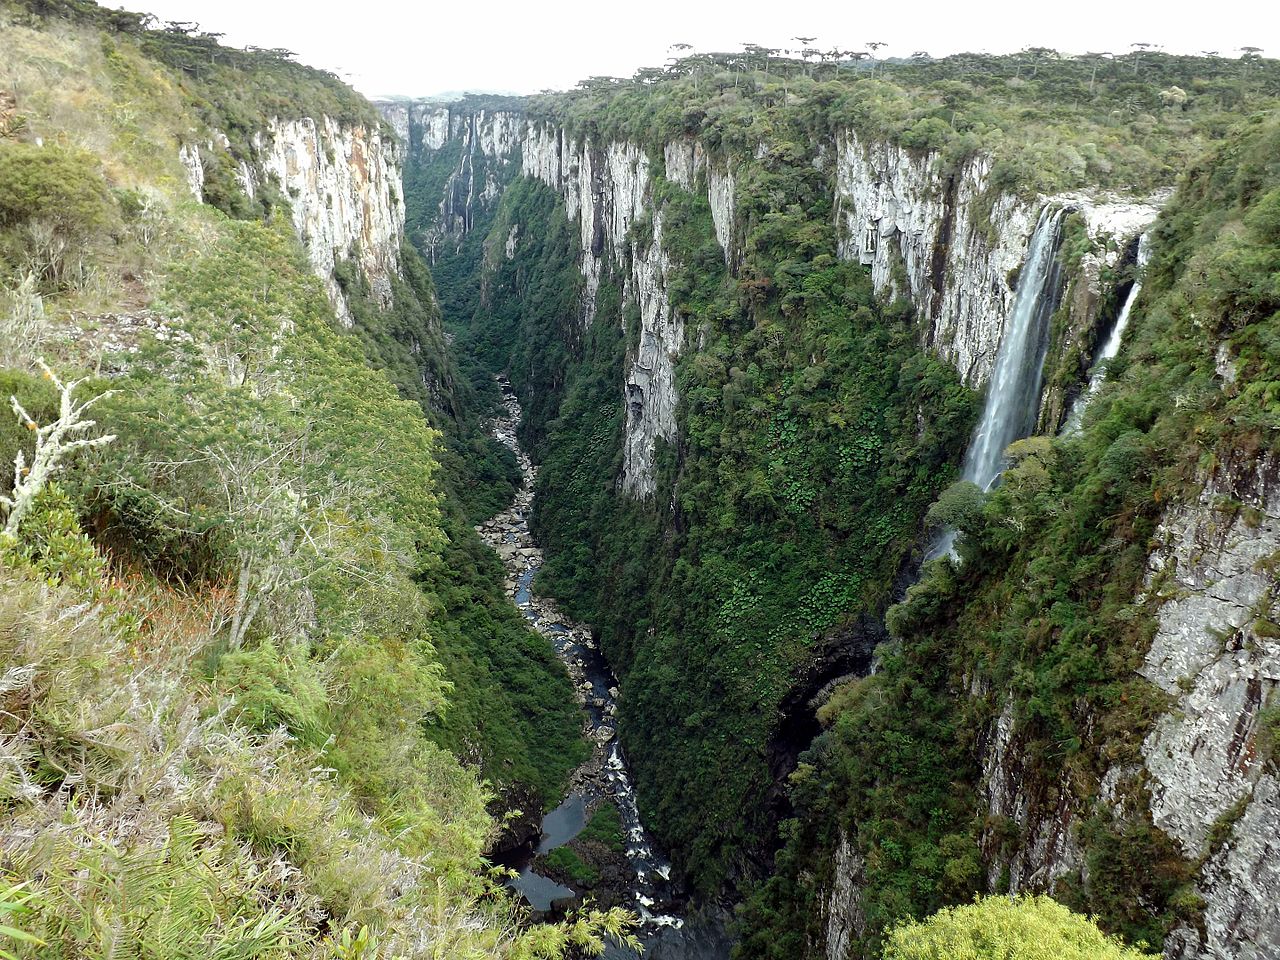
[122,0,1278,98]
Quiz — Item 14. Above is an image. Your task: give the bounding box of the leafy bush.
[0,483,104,589]
[0,143,115,287]
[881,895,1159,960]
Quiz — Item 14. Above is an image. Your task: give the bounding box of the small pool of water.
[537,793,589,853]
[510,867,575,912]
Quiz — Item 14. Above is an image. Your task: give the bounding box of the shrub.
[0,144,116,287]
[216,640,330,748]
[882,894,1160,959]
[0,483,104,590]
[925,480,985,533]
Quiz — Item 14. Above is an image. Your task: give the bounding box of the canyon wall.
[380,102,523,257]
[180,115,405,325]
[821,350,1278,960]
[386,100,1162,498]
[1139,453,1280,959]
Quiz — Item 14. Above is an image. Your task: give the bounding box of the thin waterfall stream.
[1062,231,1151,435]
[479,377,731,957]
[930,206,1067,559]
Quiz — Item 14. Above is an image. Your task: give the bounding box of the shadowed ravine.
[478,378,732,958]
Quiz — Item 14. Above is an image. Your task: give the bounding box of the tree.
[1085,51,1112,94]
[882,895,1161,959]
[2,360,115,537]
[1240,47,1264,89]
[925,480,984,534]
[1130,42,1153,74]
[1159,85,1188,109]
[201,411,399,650]
[0,144,115,288]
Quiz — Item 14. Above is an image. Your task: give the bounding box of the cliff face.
[1139,455,1280,959]
[380,101,523,258]
[821,326,1277,960]
[521,126,689,496]
[833,129,1161,388]
[180,116,405,325]
[663,137,737,265]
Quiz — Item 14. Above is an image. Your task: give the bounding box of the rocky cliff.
[379,100,523,259]
[833,129,1162,389]
[180,116,405,325]
[1139,454,1280,959]
[387,101,1163,499]
[520,125,688,496]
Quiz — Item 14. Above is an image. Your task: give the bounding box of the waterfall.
[1061,232,1151,435]
[930,207,1066,559]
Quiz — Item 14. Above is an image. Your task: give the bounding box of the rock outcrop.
[663,138,737,265]
[180,116,405,325]
[825,831,867,960]
[1138,455,1280,959]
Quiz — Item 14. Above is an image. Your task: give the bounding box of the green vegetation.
[8,0,379,127]
[0,3,628,956]
[880,895,1160,960]
[530,49,1280,197]
[0,142,115,287]
[543,847,602,889]
[738,110,1280,958]
[578,805,627,854]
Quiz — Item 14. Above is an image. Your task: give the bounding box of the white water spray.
[930,207,1066,558]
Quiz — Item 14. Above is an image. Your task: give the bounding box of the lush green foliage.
[881,895,1160,960]
[405,44,1280,960]
[543,847,602,888]
[531,50,1280,196]
[739,112,1280,958]
[577,805,626,854]
[444,118,975,898]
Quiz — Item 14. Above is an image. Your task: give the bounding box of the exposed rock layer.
[181,116,405,325]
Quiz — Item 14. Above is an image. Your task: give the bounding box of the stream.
[479,378,729,958]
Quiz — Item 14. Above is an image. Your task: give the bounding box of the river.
[478,378,731,958]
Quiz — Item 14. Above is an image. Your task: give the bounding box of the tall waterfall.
[1061,232,1151,435]
[930,207,1066,559]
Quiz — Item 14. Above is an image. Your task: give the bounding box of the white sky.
[121,0,1279,98]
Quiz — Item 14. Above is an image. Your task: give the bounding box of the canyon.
[2,10,1277,958]
[373,85,1277,960]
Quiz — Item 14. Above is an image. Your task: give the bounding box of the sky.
[123,0,1279,98]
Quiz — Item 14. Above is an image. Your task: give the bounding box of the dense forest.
[2,0,1279,958]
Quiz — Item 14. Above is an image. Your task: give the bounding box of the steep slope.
[0,3,626,955]
[745,112,1280,960]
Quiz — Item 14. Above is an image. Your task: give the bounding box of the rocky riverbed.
[477,378,683,938]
